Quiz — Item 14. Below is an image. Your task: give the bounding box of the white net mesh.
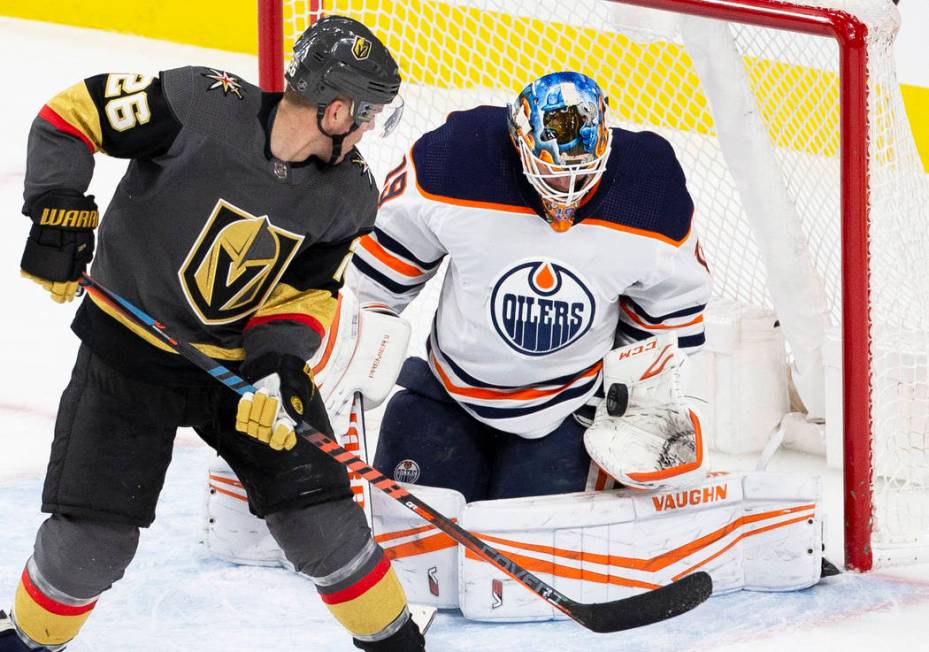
[277,0,929,566]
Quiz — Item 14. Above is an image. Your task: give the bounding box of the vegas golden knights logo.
[179,200,304,325]
[352,36,371,61]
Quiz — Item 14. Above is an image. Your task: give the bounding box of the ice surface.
[2,16,929,651]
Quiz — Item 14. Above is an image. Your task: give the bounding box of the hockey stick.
[78,273,712,633]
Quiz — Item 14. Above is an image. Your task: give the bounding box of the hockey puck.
[606,383,628,417]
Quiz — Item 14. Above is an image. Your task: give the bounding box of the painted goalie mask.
[507,72,612,232]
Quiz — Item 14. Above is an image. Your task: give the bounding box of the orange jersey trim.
[358,234,424,278]
[620,300,704,331]
[412,155,538,216]
[581,219,692,247]
[431,352,602,402]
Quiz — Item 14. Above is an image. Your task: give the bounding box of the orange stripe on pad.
[384,532,458,560]
[208,474,244,489]
[673,513,814,581]
[463,547,661,591]
[468,504,816,574]
[210,484,248,503]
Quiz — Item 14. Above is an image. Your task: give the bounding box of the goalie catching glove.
[236,352,333,451]
[584,332,707,490]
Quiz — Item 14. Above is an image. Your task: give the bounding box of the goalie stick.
[78,273,712,633]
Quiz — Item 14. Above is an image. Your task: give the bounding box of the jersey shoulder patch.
[160,66,261,131]
[579,128,693,244]
[410,105,532,210]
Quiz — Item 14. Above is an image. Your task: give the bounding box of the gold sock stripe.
[14,570,96,646]
[320,565,408,638]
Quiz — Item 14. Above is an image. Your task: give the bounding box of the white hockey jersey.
[348,106,711,438]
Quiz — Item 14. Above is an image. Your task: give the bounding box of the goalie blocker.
[373,471,827,619]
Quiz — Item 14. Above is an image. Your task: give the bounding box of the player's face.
[537,159,596,193]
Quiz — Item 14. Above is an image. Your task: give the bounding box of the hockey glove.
[584,333,707,490]
[20,192,98,303]
[237,352,333,451]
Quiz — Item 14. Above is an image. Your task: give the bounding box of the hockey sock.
[315,542,409,642]
[12,558,98,648]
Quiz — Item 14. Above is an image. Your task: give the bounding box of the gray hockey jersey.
[23,67,378,384]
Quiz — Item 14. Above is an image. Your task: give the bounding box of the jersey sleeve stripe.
[622,297,706,324]
[350,256,423,296]
[617,319,654,343]
[580,218,691,247]
[373,227,442,270]
[358,234,424,277]
[678,332,707,349]
[619,300,704,331]
[243,312,325,339]
[38,105,99,154]
[42,81,104,153]
[246,284,335,335]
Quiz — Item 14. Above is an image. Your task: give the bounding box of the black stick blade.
[571,571,712,633]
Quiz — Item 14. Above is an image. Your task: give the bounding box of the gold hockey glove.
[237,353,333,451]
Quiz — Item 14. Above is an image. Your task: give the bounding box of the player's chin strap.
[317,106,359,165]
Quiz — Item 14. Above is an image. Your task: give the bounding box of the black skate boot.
[352,614,425,651]
[0,611,49,651]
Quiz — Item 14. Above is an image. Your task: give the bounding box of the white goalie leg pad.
[584,333,708,490]
[458,471,823,622]
[371,482,466,609]
[204,457,285,567]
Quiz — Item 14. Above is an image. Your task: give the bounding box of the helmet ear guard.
[507,72,612,231]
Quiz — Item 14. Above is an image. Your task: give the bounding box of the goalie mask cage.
[257,0,929,572]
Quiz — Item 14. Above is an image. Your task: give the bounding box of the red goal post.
[257,0,929,573]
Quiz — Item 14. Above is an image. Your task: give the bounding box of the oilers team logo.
[490,260,595,356]
[394,459,421,484]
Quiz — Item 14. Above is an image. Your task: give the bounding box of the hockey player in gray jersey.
[0,16,425,652]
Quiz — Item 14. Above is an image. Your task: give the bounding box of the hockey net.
[259,0,929,571]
